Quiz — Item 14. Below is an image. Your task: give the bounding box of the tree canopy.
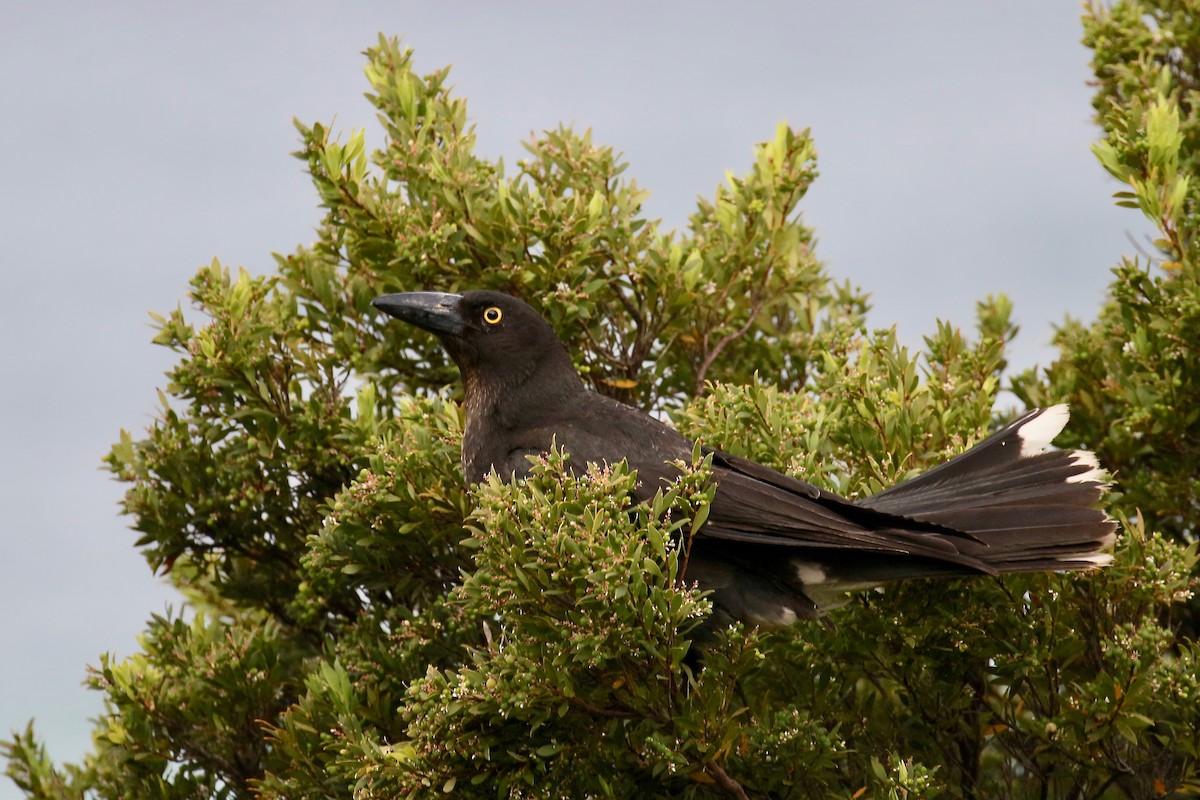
[5,4,1200,798]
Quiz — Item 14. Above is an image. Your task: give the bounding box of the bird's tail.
[857,405,1116,574]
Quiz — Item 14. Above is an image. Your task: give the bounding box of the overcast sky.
[0,3,1145,795]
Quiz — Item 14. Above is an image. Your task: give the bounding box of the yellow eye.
[483,306,503,325]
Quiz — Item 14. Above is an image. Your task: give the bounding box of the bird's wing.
[508,392,990,573]
[495,391,694,485]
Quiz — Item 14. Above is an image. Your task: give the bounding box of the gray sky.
[0,3,1144,795]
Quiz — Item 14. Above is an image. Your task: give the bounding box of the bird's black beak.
[372,292,466,337]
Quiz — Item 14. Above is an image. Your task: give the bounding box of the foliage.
[6,17,1200,799]
[1019,0,1200,639]
[1014,1,1200,554]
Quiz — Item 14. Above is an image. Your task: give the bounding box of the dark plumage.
[373,290,1116,629]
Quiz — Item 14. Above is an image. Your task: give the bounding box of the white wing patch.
[793,561,828,585]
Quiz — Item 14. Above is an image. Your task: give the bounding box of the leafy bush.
[6,13,1199,798]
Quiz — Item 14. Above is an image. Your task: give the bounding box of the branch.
[694,289,768,395]
[705,761,750,800]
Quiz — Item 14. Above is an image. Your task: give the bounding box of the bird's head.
[372,290,581,397]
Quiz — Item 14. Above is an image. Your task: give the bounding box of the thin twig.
[705,761,750,800]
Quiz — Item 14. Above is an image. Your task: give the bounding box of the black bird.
[372,290,1116,629]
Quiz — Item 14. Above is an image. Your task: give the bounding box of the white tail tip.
[1018,404,1070,457]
